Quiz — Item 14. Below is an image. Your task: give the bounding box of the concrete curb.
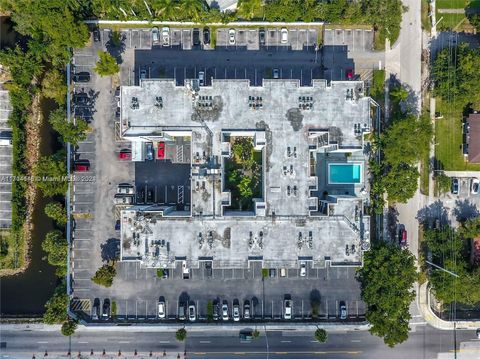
[85,20,325,27]
[418,282,480,330]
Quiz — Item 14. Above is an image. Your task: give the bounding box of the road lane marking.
[199,340,211,343]
[37,341,48,344]
[351,340,361,342]
[281,340,292,343]
[159,340,170,343]
[118,341,130,344]
[78,341,88,344]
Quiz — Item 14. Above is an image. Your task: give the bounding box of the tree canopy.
[314,328,328,343]
[176,328,187,341]
[61,319,77,336]
[33,151,68,196]
[91,264,116,287]
[49,108,88,145]
[44,201,67,226]
[42,69,66,105]
[358,243,417,347]
[43,283,68,324]
[94,51,119,77]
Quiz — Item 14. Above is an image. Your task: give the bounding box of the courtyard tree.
[94,51,119,77]
[358,242,417,347]
[91,264,117,288]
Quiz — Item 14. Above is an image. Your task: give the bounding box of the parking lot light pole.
[314,43,319,63]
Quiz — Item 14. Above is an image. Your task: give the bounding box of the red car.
[346,68,353,80]
[74,163,90,172]
[119,149,132,160]
[157,142,165,159]
[400,229,407,247]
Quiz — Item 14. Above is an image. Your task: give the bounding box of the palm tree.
[152,0,178,20]
[237,0,263,20]
[178,0,205,22]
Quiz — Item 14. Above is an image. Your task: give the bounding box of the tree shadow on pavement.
[453,199,479,223]
[101,238,120,262]
[386,206,399,242]
[416,199,450,227]
[105,30,126,65]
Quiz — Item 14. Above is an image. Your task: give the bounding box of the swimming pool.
[328,163,362,184]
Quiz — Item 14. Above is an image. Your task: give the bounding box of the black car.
[203,27,210,45]
[92,298,100,320]
[146,142,154,161]
[162,268,169,279]
[73,72,91,83]
[193,28,200,46]
[259,28,266,45]
[452,178,459,195]
[93,28,101,42]
[205,261,212,277]
[74,92,89,105]
[102,298,110,320]
[213,300,220,320]
[115,220,120,231]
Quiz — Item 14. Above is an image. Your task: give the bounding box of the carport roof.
[468,113,480,163]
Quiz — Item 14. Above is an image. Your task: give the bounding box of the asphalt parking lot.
[70,25,371,323]
[0,89,12,229]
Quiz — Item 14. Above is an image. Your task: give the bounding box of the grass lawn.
[420,151,430,196]
[0,229,24,271]
[437,0,468,8]
[370,69,385,106]
[435,98,480,171]
[422,0,432,31]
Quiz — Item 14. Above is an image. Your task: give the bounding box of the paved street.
[1,324,479,358]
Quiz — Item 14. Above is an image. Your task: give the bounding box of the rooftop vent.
[248,96,263,110]
[298,96,313,110]
[130,97,139,109]
[154,96,163,109]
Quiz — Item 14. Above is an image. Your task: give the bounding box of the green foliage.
[232,137,254,164]
[238,176,253,199]
[207,300,213,321]
[61,319,77,336]
[42,230,68,272]
[358,243,417,347]
[237,0,263,19]
[156,268,164,278]
[111,301,117,318]
[252,329,260,339]
[94,51,119,77]
[383,164,419,203]
[49,108,88,145]
[111,31,122,47]
[44,201,67,226]
[91,264,116,287]
[43,283,68,324]
[435,172,452,195]
[314,328,328,343]
[176,328,187,342]
[433,43,480,105]
[34,151,68,197]
[42,69,66,105]
[0,45,43,86]
[262,268,268,278]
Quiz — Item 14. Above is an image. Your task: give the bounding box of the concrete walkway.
[437,8,465,14]
[417,282,480,330]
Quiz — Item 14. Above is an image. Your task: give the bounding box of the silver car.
[162,27,170,46]
[152,27,160,45]
[222,302,229,321]
[188,304,196,322]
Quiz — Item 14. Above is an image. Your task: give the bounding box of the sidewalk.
[417,282,480,330]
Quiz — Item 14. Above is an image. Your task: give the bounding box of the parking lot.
[0,89,12,229]
[70,25,371,323]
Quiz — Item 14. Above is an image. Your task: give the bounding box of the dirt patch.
[286,108,303,131]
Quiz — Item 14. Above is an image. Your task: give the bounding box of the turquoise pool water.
[329,163,362,184]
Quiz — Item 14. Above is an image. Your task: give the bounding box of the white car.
[229,29,236,45]
[117,184,134,194]
[188,304,196,322]
[162,27,170,46]
[471,178,479,194]
[158,300,166,319]
[152,27,160,45]
[198,71,205,86]
[140,69,147,80]
[222,303,229,321]
[273,68,279,79]
[233,303,240,322]
[284,299,292,319]
[300,261,306,277]
[280,28,288,44]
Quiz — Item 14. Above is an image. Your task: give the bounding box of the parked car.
[92,298,100,320]
[300,261,306,277]
[198,71,205,86]
[146,142,154,161]
[158,298,166,319]
[239,331,253,342]
[117,183,134,194]
[140,68,147,80]
[243,300,251,319]
[102,299,110,320]
[0,130,12,146]
[178,303,186,320]
[152,27,160,45]
[115,219,121,231]
[471,178,479,194]
[222,301,229,321]
[452,178,459,195]
[339,301,347,320]
[114,194,133,205]
[162,27,170,46]
[162,268,169,279]
[280,28,288,44]
[157,142,165,159]
[280,268,286,277]
[273,68,279,79]
[203,27,210,45]
[476,328,480,339]
[119,149,132,160]
[346,68,353,80]
[73,72,91,83]
[400,229,407,247]
[284,299,292,319]
[74,92,89,105]
[213,300,220,320]
[232,301,240,322]
[259,28,266,45]
[74,162,90,172]
[188,303,196,322]
[229,29,236,45]
[193,28,200,46]
[269,268,276,277]
[205,261,212,277]
[93,28,101,42]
